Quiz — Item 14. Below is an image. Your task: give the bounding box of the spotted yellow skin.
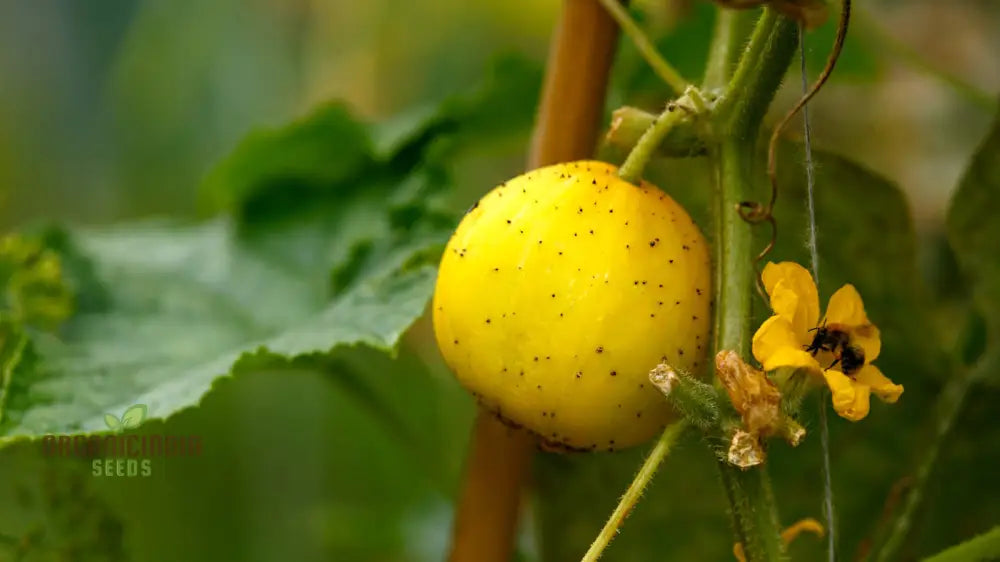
[432,161,711,451]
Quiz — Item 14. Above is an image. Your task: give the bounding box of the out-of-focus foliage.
[947,98,1000,363]
[923,526,1000,562]
[0,1,998,561]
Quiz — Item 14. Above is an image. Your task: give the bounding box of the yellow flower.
[751,262,903,421]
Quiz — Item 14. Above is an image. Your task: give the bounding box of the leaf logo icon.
[103,404,148,433]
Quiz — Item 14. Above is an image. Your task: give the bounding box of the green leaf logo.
[104,404,148,433]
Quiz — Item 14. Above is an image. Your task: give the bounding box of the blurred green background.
[0,1,998,561]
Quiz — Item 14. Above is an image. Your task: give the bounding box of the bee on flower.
[751,261,903,421]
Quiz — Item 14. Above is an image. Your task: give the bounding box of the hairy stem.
[708,9,799,562]
[714,7,798,355]
[449,2,622,560]
[703,8,758,90]
[715,9,797,140]
[581,422,688,562]
[719,459,786,562]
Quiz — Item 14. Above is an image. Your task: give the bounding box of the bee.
[805,321,865,376]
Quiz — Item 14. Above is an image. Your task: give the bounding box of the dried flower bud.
[716,350,782,437]
[649,362,721,431]
[727,429,765,468]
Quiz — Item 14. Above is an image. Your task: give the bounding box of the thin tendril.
[766,0,851,218]
[801,32,820,284]
[740,0,852,300]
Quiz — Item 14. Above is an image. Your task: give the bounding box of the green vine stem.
[872,352,999,562]
[718,459,786,561]
[580,421,689,562]
[703,9,758,91]
[596,0,690,94]
[708,8,799,562]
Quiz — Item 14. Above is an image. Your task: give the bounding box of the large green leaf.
[0,216,442,443]
[947,101,1000,358]
[0,100,457,443]
[199,102,373,216]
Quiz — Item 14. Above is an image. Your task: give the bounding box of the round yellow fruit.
[432,161,711,451]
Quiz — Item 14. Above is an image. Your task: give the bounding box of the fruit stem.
[580,421,688,562]
[449,1,623,560]
[708,8,798,562]
[616,102,690,184]
[595,0,689,94]
[448,412,535,562]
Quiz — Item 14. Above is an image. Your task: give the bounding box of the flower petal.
[851,323,881,363]
[768,281,802,326]
[824,284,881,361]
[762,262,820,337]
[855,364,903,404]
[824,284,868,325]
[753,316,822,372]
[823,370,871,421]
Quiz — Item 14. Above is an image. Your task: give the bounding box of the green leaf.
[0,318,28,429]
[0,93,466,444]
[371,53,543,165]
[947,101,1000,358]
[923,526,1000,562]
[120,404,147,429]
[103,414,121,431]
[0,234,75,331]
[199,102,373,217]
[0,214,446,444]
